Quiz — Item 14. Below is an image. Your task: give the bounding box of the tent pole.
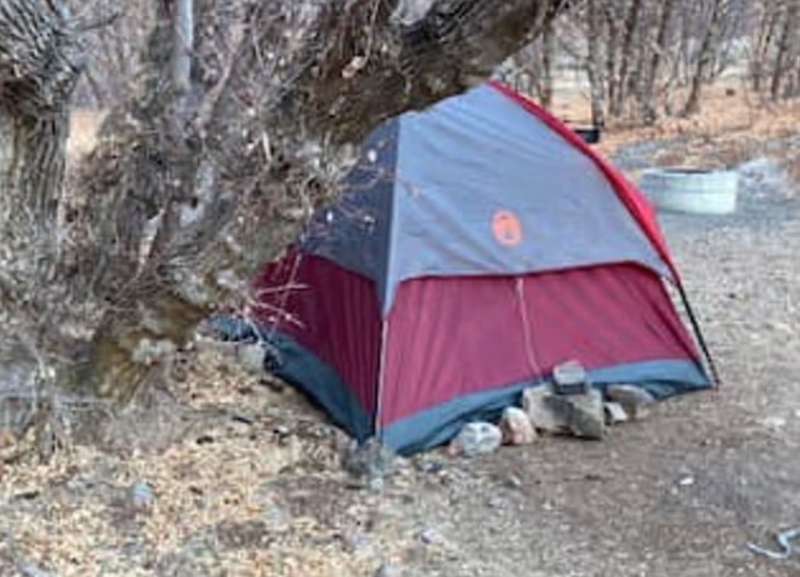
[676,282,722,388]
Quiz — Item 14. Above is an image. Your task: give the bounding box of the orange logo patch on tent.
[492,210,524,247]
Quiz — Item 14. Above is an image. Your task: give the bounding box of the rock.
[415,459,444,475]
[216,520,272,549]
[448,422,502,457]
[419,527,445,545]
[606,384,655,420]
[523,385,605,437]
[500,406,537,445]
[347,532,373,556]
[505,474,522,489]
[342,438,396,490]
[263,501,290,532]
[236,343,266,374]
[375,563,403,577]
[367,475,385,493]
[762,415,787,430]
[568,389,605,439]
[544,389,605,440]
[552,360,589,395]
[604,401,629,425]
[522,386,569,433]
[19,564,55,577]
[486,495,505,510]
[130,481,155,511]
[272,424,291,443]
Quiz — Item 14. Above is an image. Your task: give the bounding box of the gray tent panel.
[385,85,669,313]
[303,85,671,316]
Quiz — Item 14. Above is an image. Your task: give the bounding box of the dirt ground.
[2,91,800,577]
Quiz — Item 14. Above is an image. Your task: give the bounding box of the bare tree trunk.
[539,15,556,108]
[640,0,676,124]
[0,0,86,443]
[603,4,621,114]
[771,2,799,101]
[585,0,606,127]
[683,0,724,116]
[1,0,568,439]
[610,0,642,117]
[751,0,781,93]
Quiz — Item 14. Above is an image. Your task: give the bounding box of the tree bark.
[1,0,566,438]
[639,0,676,124]
[585,0,606,128]
[0,0,87,441]
[603,4,621,114]
[539,15,556,108]
[771,1,800,101]
[751,1,781,93]
[683,0,724,116]
[610,0,642,117]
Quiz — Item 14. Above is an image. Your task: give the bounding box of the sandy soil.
[3,96,800,577]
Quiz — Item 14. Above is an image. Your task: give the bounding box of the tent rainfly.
[250,82,714,455]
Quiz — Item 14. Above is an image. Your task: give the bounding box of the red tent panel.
[254,254,381,415]
[380,263,699,428]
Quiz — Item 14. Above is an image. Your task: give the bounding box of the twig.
[73,10,124,33]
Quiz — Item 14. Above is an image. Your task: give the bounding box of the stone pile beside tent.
[449,376,656,457]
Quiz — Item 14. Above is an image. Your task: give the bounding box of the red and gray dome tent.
[250,82,715,455]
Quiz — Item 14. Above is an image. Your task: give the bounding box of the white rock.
[604,401,629,425]
[419,527,445,545]
[762,415,787,430]
[500,406,537,445]
[448,422,502,457]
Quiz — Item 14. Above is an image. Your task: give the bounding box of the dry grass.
[547,80,800,161]
[0,344,404,577]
